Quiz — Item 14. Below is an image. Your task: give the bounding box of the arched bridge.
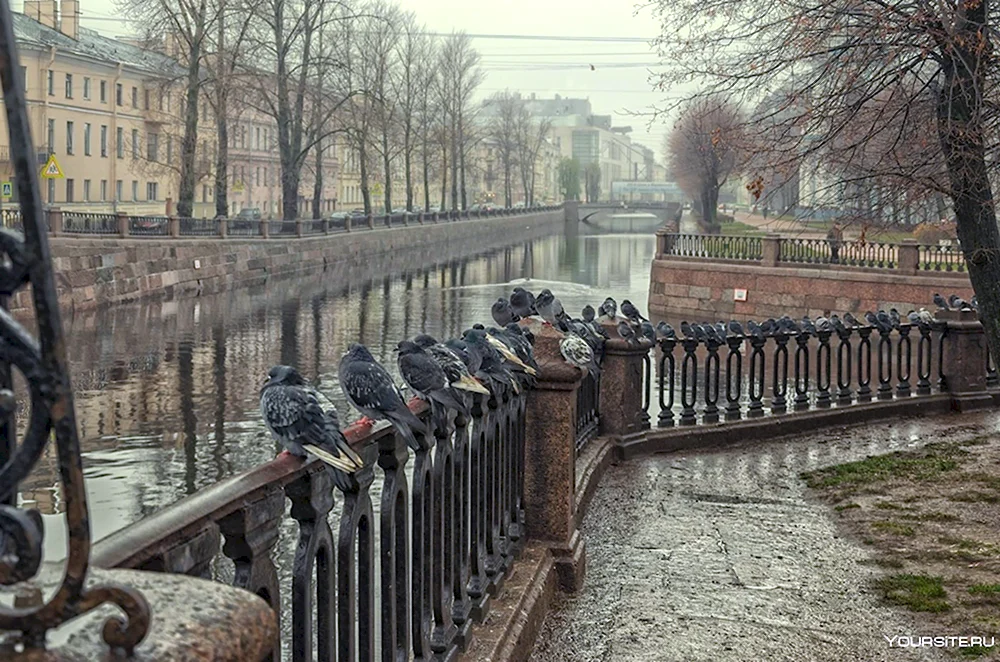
[574,201,682,234]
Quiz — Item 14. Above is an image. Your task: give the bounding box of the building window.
[83,123,91,156]
[65,179,74,203]
[147,182,158,200]
[256,167,260,186]
[256,127,260,150]
[116,83,122,106]
[47,179,55,203]
[100,80,107,103]
[166,135,172,164]
[83,77,91,100]
[144,89,150,110]
[131,129,139,159]
[115,180,122,202]
[46,119,54,152]
[47,70,53,96]
[131,86,138,108]
[202,185,208,202]
[64,73,72,98]
[100,125,108,157]
[83,179,91,201]
[165,92,171,112]
[18,65,26,92]
[147,133,158,162]
[65,121,74,155]
[100,180,107,201]
[264,167,268,186]
[158,91,164,111]
[131,180,138,201]
[116,127,124,158]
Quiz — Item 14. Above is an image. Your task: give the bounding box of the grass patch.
[969,584,1000,595]
[835,503,861,512]
[874,574,950,613]
[959,645,994,659]
[718,220,765,236]
[950,491,1000,504]
[859,557,905,569]
[875,502,906,511]
[802,445,963,492]
[871,520,916,536]
[900,511,960,523]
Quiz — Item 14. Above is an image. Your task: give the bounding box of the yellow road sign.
[41,154,63,179]
[233,180,245,193]
[1,182,11,199]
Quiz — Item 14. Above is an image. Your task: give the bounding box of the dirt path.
[527,413,1000,661]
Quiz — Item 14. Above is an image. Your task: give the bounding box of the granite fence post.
[939,309,994,411]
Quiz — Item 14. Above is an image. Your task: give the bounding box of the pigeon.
[599,297,618,321]
[582,305,596,323]
[503,323,541,372]
[491,298,517,326]
[621,299,645,323]
[875,310,894,333]
[918,308,935,326]
[412,334,490,395]
[907,310,921,326]
[485,329,537,376]
[260,365,365,490]
[617,320,641,347]
[832,316,848,334]
[815,317,832,333]
[729,320,744,336]
[693,324,708,342]
[971,296,979,310]
[640,321,657,344]
[715,321,728,338]
[950,295,971,310]
[510,287,536,319]
[680,321,696,339]
[801,317,817,335]
[747,319,763,338]
[933,293,949,310]
[864,311,879,327]
[889,308,901,328]
[560,334,600,377]
[396,340,470,433]
[657,321,676,339]
[535,289,567,327]
[843,312,860,328]
[703,323,720,343]
[338,343,427,451]
[463,329,521,394]
[760,319,776,335]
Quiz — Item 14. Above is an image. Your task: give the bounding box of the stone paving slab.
[529,414,1000,662]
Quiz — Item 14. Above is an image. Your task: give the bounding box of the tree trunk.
[440,139,448,210]
[312,137,322,220]
[450,117,459,210]
[177,27,204,219]
[214,98,228,218]
[939,28,1000,364]
[382,129,392,213]
[360,140,371,215]
[404,122,413,211]
[422,134,430,211]
[459,121,467,209]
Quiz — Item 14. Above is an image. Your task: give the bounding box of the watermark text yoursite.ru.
[885,635,996,649]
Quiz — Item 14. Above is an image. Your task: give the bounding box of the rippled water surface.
[19,231,658,563]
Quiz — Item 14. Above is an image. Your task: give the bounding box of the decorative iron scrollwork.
[0,0,150,652]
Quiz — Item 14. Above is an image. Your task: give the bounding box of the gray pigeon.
[933,293,948,310]
[657,321,675,339]
[260,365,365,490]
[412,334,490,395]
[621,300,645,323]
[338,343,427,451]
[599,298,618,321]
[510,287,536,318]
[491,298,516,326]
[582,305,596,323]
[397,340,470,433]
[640,321,656,343]
[617,320,641,347]
[560,334,601,377]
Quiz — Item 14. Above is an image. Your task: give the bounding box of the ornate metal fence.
[62,211,119,234]
[93,392,527,661]
[575,372,600,452]
[918,244,967,272]
[660,233,763,260]
[128,215,170,237]
[778,238,898,268]
[179,217,218,236]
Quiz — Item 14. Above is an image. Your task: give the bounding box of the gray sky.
[17,0,676,153]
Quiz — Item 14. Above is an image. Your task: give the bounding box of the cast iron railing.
[778,238,898,268]
[62,211,118,234]
[178,217,217,236]
[128,215,170,237]
[660,233,763,261]
[575,372,600,452]
[93,392,527,661]
[918,243,967,272]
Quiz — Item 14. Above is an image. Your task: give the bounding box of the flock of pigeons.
[258,285,652,489]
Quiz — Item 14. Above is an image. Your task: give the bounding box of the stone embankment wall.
[649,258,975,320]
[14,211,565,315]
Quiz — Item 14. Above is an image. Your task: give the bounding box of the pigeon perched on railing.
[843,312,860,328]
[680,321,696,339]
[747,319,763,338]
[907,310,921,326]
[875,310,894,333]
[260,365,365,490]
[463,329,521,394]
[599,297,618,321]
[510,287,536,319]
[933,293,949,310]
[560,334,601,377]
[640,321,657,344]
[397,340,470,433]
[582,305,596,324]
[491,297,517,326]
[621,299,646,324]
[815,317,832,333]
[832,316,848,334]
[889,308,901,328]
[617,320,641,346]
[949,294,972,311]
[703,323,720,343]
[535,289,568,327]
[760,319,776,335]
[338,343,427,451]
[801,317,817,335]
[657,321,676,339]
[412,334,490,395]
[918,308,935,326]
[971,296,979,311]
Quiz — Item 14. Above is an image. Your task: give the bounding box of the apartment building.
[2,0,339,218]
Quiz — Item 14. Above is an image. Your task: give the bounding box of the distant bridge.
[572,201,682,234]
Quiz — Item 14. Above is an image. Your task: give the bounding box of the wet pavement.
[529,413,1000,661]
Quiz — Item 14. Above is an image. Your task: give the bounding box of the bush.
[717,213,735,224]
[913,221,958,244]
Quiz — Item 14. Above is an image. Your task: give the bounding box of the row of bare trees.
[120,0,486,220]
[485,92,552,207]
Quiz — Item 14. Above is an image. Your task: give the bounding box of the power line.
[479,51,654,57]
[422,32,655,43]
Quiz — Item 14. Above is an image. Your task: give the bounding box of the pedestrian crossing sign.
[1,182,11,199]
[41,154,63,179]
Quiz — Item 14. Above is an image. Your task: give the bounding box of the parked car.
[232,207,262,230]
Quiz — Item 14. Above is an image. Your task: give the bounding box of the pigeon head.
[413,334,437,348]
[505,322,523,336]
[345,343,376,362]
[395,340,423,355]
[582,305,595,322]
[472,323,486,330]
[262,365,304,390]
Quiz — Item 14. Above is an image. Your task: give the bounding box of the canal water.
[19,230,658,567]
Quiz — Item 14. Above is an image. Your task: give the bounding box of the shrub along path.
[527,413,1000,661]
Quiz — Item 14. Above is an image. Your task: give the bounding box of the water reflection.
[18,232,656,562]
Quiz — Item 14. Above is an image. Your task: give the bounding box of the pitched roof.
[13,12,185,77]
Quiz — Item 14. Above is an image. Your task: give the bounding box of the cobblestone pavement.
[529,413,1000,662]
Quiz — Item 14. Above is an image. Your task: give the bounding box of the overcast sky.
[15,0,677,154]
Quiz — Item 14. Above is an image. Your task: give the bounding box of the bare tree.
[394,14,434,211]
[438,32,483,210]
[121,0,214,217]
[361,2,402,214]
[515,107,551,206]
[487,91,522,207]
[666,96,743,228]
[651,0,1000,356]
